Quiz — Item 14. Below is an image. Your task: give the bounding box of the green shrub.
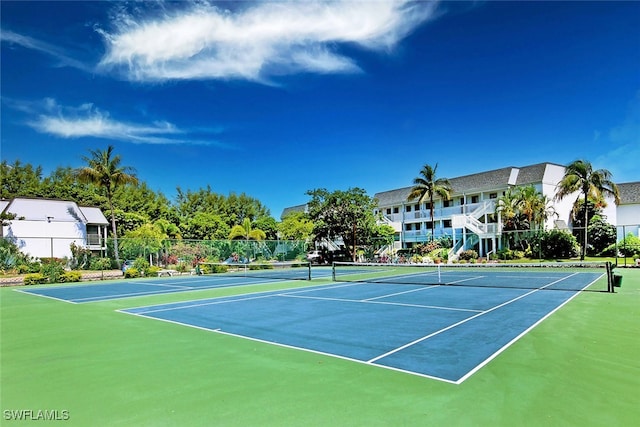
[133,258,150,272]
[459,250,478,261]
[530,230,579,259]
[587,216,617,256]
[248,263,273,270]
[40,258,66,283]
[24,273,47,285]
[124,267,140,278]
[176,263,188,273]
[90,257,113,271]
[59,271,82,283]
[209,264,228,274]
[146,266,161,276]
[601,233,640,257]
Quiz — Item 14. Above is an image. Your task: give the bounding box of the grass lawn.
[1,269,639,426]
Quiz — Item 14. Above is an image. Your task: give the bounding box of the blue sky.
[1,1,638,218]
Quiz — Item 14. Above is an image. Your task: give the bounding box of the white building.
[373,162,637,257]
[1,198,109,259]
[280,162,639,258]
[616,182,640,239]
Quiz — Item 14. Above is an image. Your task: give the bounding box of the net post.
[307,261,311,281]
[332,262,336,281]
[606,262,613,293]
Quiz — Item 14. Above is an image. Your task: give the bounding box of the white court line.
[129,293,280,314]
[363,284,439,301]
[14,288,80,304]
[455,273,603,384]
[279,293,482,313]
[128,282,194,289]
[366,273,580,364]
[119,308,459,384]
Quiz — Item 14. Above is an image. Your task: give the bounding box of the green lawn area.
[1,269,639,426]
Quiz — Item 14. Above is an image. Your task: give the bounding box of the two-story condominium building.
[373,162,609,258]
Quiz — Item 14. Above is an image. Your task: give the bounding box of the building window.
[386,208,391,215]
[443,200,451,208]
[405,224,412,231]
[471,195,479,203]
[406,205,411,212]
[443,220,452,228]
[460,197,465,205]
[415,223,421,230]
[489,193,497,199]
[414,204,420,211]
[393,207,399,214]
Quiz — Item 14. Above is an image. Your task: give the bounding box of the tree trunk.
[108,193,120,267]
[581,194,588,260]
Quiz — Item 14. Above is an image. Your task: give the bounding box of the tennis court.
[18,262,325,303]
[121,263,608,383]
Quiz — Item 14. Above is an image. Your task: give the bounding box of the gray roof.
[617,182,640,205]
[79,206,109,224]
[374,163,560,205]
[2,198,108,224]
[280,204,307,219]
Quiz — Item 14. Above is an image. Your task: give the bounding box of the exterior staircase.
[449,201,499,260]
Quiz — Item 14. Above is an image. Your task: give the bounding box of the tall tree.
[407,163,452,240]
[306,188,379,261]
[278,211,314,241]
[75,146,138,265]
[0,160,44,199]
[554,160,620,260]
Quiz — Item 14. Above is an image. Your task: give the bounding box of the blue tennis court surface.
[17,267,334,303]
[120,278,597,383]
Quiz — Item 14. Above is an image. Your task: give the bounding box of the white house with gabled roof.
[1,197,109,259]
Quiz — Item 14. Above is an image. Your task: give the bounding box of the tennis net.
[332,261,614,292]
[199,261,311,281]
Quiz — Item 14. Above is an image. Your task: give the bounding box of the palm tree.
[516,185,557,230]
[554,160,620,260]
[495,187,521,231]
[76,146,138,266]
[228,218,266,241]
[407,163,452,240]
[229,218,267,263]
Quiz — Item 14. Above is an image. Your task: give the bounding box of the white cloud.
[0,29,92,72]
[98,0,438,82]
[21,98,222,146]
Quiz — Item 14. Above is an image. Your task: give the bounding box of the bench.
[157,269,178,277]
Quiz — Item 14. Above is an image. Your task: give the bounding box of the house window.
[425,222,433,230]
[406,205,411,212]
[386,208,391,215]
[443,200,452,208]
[471,195,479,203]
[405,224,412,231]
[443,220,452,228]
[414,204,420,211]
[415,223,421,230]
[460,198,465,205]
[425,202,432,210]
[489,193,497,199]
[393,207,399,214]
